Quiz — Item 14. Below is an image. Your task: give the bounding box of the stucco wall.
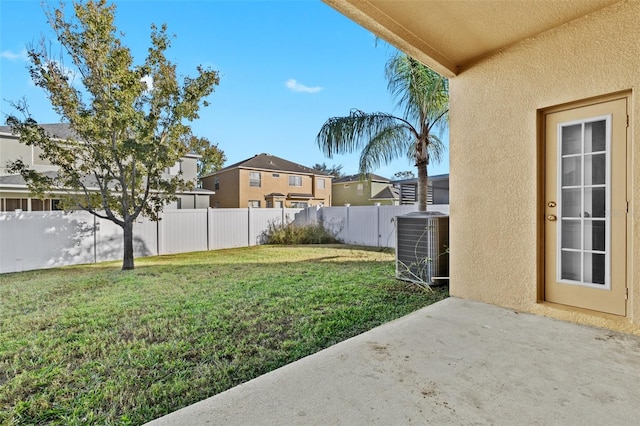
[450,1,640,332]
[204,169,331,208]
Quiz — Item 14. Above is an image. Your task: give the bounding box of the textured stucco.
[449,1,640,333]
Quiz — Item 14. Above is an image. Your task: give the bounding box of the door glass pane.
[562,188,581,217]
[561,251,581,281]
[557,115,609,288]
[585,120,606,152]
[561,220,581,249]
[583,253,605,285]
[584,154,606,185]
[584,220,605,252]
[562,124,582,155]
[562,157,581,186]
[584,187,606,218]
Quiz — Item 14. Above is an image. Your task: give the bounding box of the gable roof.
[333,173,390,184]
[370,186,399,201]
[0,123,77,140]
[208,153,330,177]
[0,123,201,158]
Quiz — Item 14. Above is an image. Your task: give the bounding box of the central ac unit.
[395,212,449,285]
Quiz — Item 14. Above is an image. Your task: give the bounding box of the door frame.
[537,90,631,315]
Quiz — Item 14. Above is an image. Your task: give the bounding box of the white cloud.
[1,48,28,61]
[285,78,322,94]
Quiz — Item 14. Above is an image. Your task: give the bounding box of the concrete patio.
[147,297,640,425]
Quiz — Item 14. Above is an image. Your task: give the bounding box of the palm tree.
[316,53,448,211]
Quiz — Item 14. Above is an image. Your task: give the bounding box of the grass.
[0,245,448,425]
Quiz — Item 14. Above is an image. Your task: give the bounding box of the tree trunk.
[122,219,135,270]
[416,159,429,212]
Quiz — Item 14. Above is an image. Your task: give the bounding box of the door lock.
[547,214,557,222]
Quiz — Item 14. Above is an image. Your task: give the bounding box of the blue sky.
[0,0,449,179]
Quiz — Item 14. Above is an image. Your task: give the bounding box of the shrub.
[260,219,342,245]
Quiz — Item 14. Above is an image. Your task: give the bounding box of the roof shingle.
[210,153,330,177]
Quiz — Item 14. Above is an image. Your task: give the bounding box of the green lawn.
[0,245,448,425]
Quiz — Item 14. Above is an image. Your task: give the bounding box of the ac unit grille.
[395,214,449,284]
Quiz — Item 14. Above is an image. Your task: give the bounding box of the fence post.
[376,204,381,247]
[345,204,350,243]
[93,214,97,264]
[248,207,252,247]
[156,212,161,255]
[206,207,210,251]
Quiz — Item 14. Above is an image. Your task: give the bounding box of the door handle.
[547,214,557,222]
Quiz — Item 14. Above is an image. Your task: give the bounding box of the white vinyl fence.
[317,204,449,248]
[0,204,449,274]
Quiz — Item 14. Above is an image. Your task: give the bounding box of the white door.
[544,97,628,315]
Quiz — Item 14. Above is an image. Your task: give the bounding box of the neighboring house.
[326,1,640,334]
[201,153,332,208]
[0,124,212,211]
[393,173,449,205]
[332,173,399,206]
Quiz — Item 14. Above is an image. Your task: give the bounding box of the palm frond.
[386,53,449,130]
[427,134,445,164]
[316,109,412,158]
[358,124,412,173]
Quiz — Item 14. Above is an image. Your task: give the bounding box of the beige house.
[0,124,211,211]
[201,153,332,208]
[325,0,640,334]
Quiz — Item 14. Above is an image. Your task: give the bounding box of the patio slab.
[147,297,640,425]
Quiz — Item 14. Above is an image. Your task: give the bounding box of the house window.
[290,201,308,208]
[272,173,280,178]
[31,199,46,211]
[249,172,261,187]
[317,178,325,189]
[289,175,302,187]
[248,200,261,208]
[357,183,364,196]
[4,198,28,211]
[266,200,273,208]
[214,177,220,190]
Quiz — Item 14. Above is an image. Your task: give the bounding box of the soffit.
[323,0,620,76]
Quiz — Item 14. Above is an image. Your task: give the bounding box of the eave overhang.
[322,0,620,76]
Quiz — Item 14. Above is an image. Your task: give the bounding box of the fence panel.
[318,207,348,242]
[249,208,301,246]
[94,215,124,263]
[345,206,379,246]
[378,205,418,248]
[209,208,249,249]
[290,207,318,226]
[0,211,94,273]
[159,209,208,254]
